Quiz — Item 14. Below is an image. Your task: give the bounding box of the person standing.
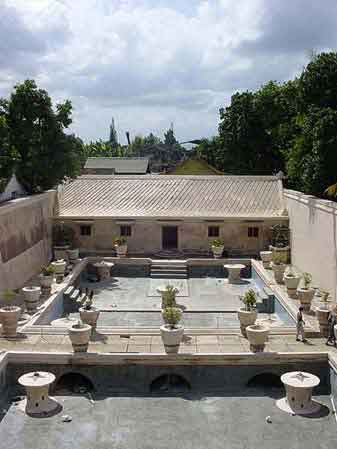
[326,307,337,346]
[296,306,306,342]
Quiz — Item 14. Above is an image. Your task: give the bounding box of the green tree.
[3,80,85,193]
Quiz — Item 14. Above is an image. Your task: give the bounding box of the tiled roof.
[57,175,285,219]
[84,157,149,174]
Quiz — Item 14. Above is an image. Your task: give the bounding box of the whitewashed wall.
[285,189,337,301]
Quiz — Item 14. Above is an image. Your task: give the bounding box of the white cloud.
[1,0,337,143]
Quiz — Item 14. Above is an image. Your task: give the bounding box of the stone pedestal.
[287,288,298,298]
[18,371,61,417]
[22,286,41,314]
[224,264,245,284]
[93,261,114,281]
[276,371,321,415]
[40,286,52,301]
[260,251,272,269]
[316,308,330,337]
[246,324,270,353]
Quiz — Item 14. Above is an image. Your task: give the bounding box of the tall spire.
[109,117,118,148]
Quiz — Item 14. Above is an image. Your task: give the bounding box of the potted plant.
[52,222,75,260]
[113,237,128,257]
[157,285,179,309]
[316,290,331,337]
[68,320,92,352]
[246,323,270,352]
[0,289,21,338]
[160,307,184,354]
[237,289,258,337]
[78,291,100,330]
[39,265,56,288]
[210,238,224,259]
[283,266,301,297]
[297,272,315,311]
[260,250,273,269]
[22,285,41,314]
[270,224,290,264]
[271,254,286,284]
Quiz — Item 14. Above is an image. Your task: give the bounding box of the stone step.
[151,263,187,268]
[151,273,187,279]
[69,288,80,301]
[63,285,75,299]
[151,269,187,276]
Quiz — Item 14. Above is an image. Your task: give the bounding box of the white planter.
[39,274,54,289]
[246,324,270,352]
[79,307,100,329]
[283,275,301,290]
[237,308,257,337]
[260,251,272,269]
[51,259,67,275]
[0,306,21,338]
[160,324,184,354]
[297,288,315,312]
[114,244,128,257]
[68,322,92,352]
[211,245,224,259]
[67,248,79,262]
[53,245,69,261]
[271,263,286,284]
[22,286,41,313]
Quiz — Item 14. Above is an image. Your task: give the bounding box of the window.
[80,225,92,236]
[120,225,132,237]
[248,227,259,238]
[208,226,220,237]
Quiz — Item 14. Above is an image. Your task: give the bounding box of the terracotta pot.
[22,286,41,313]
[53,245,69,261]
[160,324,184,354]
[297,288,315,312]
[246,324,270,352]
[237,308,257,337]
[211,245,224,259]
[68,323,92,352]
[260,251,272,269]
[271,263,286,284]
[114,244,127,258]
[0,306,21,338]
[39,274,54,288]
[79,307,100,329]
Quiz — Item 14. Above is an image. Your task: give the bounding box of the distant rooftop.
[57,175,286,219]
[84,157,149,174]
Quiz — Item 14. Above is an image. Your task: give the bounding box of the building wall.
[0,191,56,291]
[285,189,337,301]
[60,217,286,256]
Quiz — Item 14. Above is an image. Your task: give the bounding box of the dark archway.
[54,372,94,394]
[150,374,191,393]
[247,372,282,389]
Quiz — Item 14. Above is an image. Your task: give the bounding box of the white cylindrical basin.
[276,371,321,415]
[18,371,61,417]
[224,264,245,284]
[93,261,114,281]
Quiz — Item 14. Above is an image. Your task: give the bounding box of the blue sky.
[1,0,337,143]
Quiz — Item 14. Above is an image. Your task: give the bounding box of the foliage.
[52,222,75,246]
[302,272,312,289]
[161,285,178,308]
[240,289,257,311]
[1,80,85,193]
[272,254,284,266]
[84,139,126,158]
[41,265,56,276]
[0,112,17,191]
[211,239,224,247]
[113,236,127,246]
[168,158,222,175]
[270,224,290,248]
[162,307,182,328]
[1,289,16,305]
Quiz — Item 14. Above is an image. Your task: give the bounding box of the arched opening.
[247,373,282,389]
[54,372,94,394]
[150,374,191,393]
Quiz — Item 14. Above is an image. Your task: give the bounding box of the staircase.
[150,260,188,279]
[63,285,86,313]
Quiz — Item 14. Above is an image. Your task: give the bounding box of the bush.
[240,289,257,311]
[162,307,182,328]
[53,222,75,246]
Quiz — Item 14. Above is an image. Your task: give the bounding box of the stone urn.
[316,307,330,337]
[79,307,100,330]
[237,308,257,337]
[0,306,21,338]
[297,288,315,312]
[270,246,290,264]
[67,248,79,263]
[211,244,224,259]
[271,262,286,284]
[68,322,92,352]
[114,244,127,258]
[53,245,70,261]
[283,272,301,298]
[22,286,41,314]
[93,261,114,281]
[246,324,270,352]
[39,274,54,289]
[51,260,67,282]
[160,324,184,354]
[260,251,272,269]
